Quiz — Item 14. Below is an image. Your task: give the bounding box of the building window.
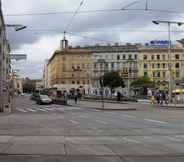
[111,63,114,68]
[175,63,180,68]
[123,54,126,60]
[77,81,80,84]
[144,72,148,77]
[157,63,160,68]
[157,55,160,60]
[176,71,180,78]
[128,55,132,60]
[157,72,160,78]
[151,55,154,60]
[117,55,120,60]
[163,63,166,69]
[83,81,85,85]
[162,55,165,60]
[94,63,97,69]
[153,72,155,77]
[105,63,108,68]
[134,54,137,60]
[72,81,75,84]
[144,63,148,69]
[175,54,180,60]
[143,55,147,60]
[105,55,108,59]
[72,74,75,77]
[82,63,85,68]
[152,64,155,69]
[163,72,166,78]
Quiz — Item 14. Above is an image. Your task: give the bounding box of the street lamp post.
[153,20,184,103]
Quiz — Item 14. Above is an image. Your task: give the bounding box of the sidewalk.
[161,104,184,109]
[69,100,137,111]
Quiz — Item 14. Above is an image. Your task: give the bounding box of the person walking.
[74,90,78,104]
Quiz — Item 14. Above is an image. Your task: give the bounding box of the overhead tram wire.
[5,8,184,17]
[64,0,85,33]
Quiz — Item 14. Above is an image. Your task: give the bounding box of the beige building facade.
[46,39,92,93]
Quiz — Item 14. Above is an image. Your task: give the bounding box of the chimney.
[61,39,69,50]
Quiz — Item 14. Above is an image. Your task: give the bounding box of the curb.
[96,108,137,111]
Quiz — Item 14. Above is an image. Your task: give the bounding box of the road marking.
[70,120,79,125]
[27,108,37,112]
[122,137,141,143]
[37,108,47,112]
[166,136,182,142]
[95,120,108,125]
[17,109,27,112]
[144,119,168,124]
[94,109,101,112]
[121,114,136,119]
[44,108,56,111]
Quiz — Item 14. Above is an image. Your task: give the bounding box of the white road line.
[121,114,136,119]
[37,108,47,112]
[144,119,168,124]
[70,120,79,125]
[95,120,108,125]
[44,108,56,111]
[27,108,37,112]
[166,136,182,142]
[17,109,27,112]
[122,137,141,144]
[94,109,101,112]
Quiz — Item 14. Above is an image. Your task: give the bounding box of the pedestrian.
[74,90,78,104]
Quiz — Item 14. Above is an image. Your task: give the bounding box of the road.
[1,96,184,161]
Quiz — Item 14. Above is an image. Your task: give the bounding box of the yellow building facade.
[138,45,184,88]
[47,39,92,92]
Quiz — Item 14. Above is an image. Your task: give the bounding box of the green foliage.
[131,76,155,88]
[102,71,125,90]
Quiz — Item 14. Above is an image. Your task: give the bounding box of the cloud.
[2,0,184,78]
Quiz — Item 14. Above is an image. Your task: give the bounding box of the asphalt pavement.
[1,96,184,161]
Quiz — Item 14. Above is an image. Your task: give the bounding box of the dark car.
[36,95,53,105]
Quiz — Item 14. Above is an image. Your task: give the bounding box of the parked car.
[36,95,53,105]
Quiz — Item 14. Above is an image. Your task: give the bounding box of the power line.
[12,28,184,33]
[4,8,184,17]
[65,0,85,32]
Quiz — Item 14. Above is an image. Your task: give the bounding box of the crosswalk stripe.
[27,108,37,112]
[122,137,141,144]
[44,108,56,111]
[17,109,27,112]
[37,108,47,112]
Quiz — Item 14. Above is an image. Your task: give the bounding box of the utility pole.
[153,20,184,103]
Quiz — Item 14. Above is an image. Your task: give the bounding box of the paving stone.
[5,144,65,155]
[12,136,65,144]
[66,144,116,155]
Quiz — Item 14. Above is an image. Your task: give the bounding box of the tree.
[131,76,155,88]
[131,76,155,95]
[102,71,125,94]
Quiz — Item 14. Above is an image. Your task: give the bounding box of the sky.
[2,0,184,79]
